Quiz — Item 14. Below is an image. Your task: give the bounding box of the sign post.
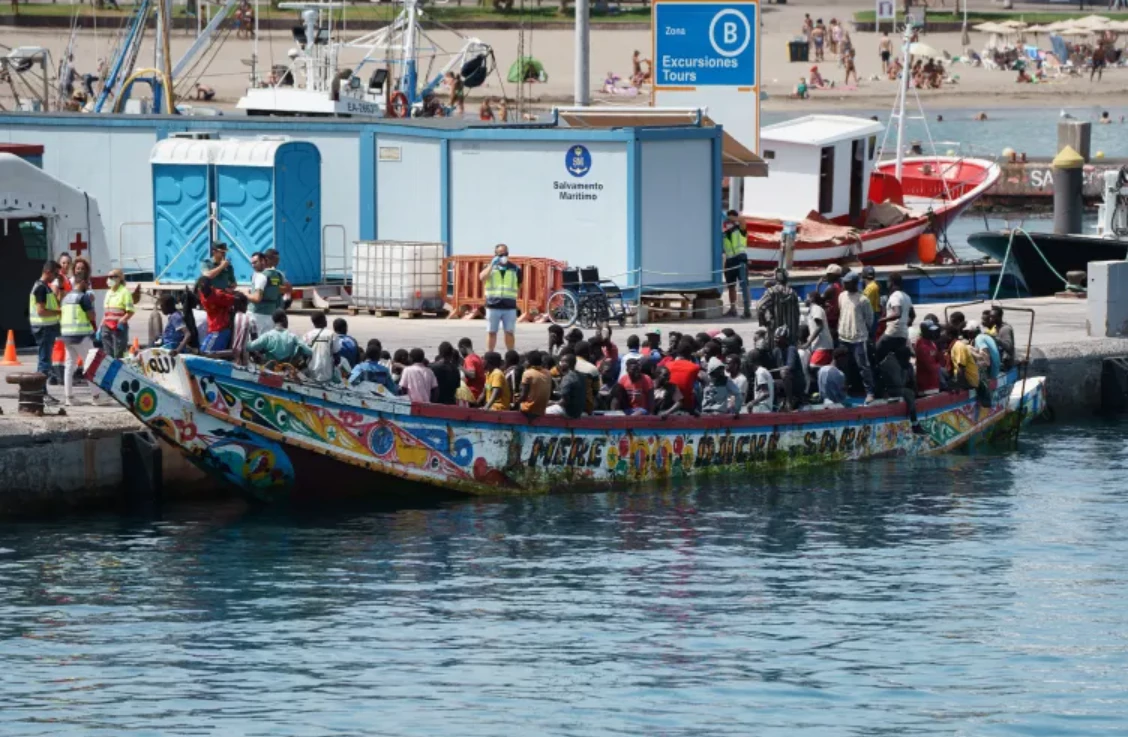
[875,0,895,33]
[652,0,760,153]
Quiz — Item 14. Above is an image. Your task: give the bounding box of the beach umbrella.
[908,41,942,58]
[1057,27,1093,38]
[998,20,1029,30]
[973,22,1009,33]
[1077,15,1111,26]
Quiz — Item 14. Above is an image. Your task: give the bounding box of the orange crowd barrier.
[443,256,566,318]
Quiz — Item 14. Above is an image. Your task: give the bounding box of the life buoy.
[387,91,409,118]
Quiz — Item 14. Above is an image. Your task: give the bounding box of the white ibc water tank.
[352,240,445,312]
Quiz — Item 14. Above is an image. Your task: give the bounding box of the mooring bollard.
[6,372,49,416]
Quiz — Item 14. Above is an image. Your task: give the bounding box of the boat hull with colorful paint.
[87,348,1047,500]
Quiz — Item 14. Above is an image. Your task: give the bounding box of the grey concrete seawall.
[0,294,1124,515]
[0,394,212,515]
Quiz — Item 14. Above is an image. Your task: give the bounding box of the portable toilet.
[152,137,322,285]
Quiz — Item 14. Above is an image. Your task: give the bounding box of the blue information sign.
[654,2,758,88]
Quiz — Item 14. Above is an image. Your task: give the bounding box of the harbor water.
[1,420,1126,735]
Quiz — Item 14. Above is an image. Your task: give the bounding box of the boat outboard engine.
[460,53,491,89]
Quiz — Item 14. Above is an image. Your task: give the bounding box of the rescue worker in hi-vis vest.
[28,260,63,402]
[722,209,751,319]
[478,243,522,352]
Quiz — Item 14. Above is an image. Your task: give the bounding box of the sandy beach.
[3,3,1128,114]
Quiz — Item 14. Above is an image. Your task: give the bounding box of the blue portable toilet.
[152,137,322,285]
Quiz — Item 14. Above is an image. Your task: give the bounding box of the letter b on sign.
[709,9,752,58]
[724,21,738,44]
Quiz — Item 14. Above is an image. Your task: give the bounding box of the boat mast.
[404,0,418,107]
[894,23,912,180]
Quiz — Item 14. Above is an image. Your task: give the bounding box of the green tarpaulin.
[507,57,548,84]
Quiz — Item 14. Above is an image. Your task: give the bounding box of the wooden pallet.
[351,308,450,319]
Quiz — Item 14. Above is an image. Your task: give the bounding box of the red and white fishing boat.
[740,29,1000,269]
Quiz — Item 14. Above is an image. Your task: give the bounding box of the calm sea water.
[1,421,1126,736]
[764,107,1128,158]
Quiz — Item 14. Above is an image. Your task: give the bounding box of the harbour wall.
[0,411,215,516]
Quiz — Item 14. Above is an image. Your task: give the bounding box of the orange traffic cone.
[0,330,20,366]
[129,337,141,355]
[51,339,66,379]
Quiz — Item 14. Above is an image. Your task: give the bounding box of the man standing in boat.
[479,243,522,352]
[248,251,285,338]
[721,210,751,319]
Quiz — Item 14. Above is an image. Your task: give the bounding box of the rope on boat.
[992,227,1082,301]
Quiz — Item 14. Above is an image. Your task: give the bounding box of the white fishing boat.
[237,0,493,118]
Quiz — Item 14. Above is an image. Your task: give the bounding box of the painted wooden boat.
[86,348,1045,501]
[745,156,1002,269]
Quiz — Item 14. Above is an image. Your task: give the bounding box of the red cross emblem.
[69,232,88,257]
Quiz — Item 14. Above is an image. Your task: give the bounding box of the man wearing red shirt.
[914,319,943,394]
[617,357,654,414]
[665,337,703,411]
[196,276,236,353]
[458,337,486,401]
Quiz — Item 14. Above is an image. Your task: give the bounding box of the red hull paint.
[743,157,1001,269]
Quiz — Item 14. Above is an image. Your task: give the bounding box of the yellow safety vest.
[103,286,135,329]
[60,292,94,337]
[485,266,519,301]
[723,228,746,259]
[28,282,60,327]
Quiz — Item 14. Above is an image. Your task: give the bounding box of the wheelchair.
[546,266,629,329]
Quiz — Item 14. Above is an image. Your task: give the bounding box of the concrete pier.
[2,294,1126,514]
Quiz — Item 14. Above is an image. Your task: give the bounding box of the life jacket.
[485,266,519,302]
[60,291,94,337]
[28,280,60,327]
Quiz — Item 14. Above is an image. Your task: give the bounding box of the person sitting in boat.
[547,355,585,418]
[877,351,925,435]
[943,323,979,393]
[773,327,806,411]
[596,359,627,413]
[248,310,312,369]
[666,337,704,413]
[302,312,341,384]
[651,366,685,417]
[618,334,643,376]
[333,318,359,370]
[966,321,1000,381]
[518,350,552,417]
[481,351,511,410]
[154,294,189,354]
[914,319,943,396]
[618,357,654,415]
[743,350,775,414]
[547,324,565,356]
[641,328,664,363]
[347,338,398,394]
[814,347,848,407]
[700,357,742,416]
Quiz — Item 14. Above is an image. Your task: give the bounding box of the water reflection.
[0,423,1125,736]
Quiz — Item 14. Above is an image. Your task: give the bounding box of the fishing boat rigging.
[237,0,497,118]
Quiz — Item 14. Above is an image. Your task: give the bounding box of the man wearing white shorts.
[478,243,522,352]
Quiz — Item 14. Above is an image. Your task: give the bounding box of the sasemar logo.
[566,145,592,177]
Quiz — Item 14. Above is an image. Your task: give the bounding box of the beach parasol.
[1074,15,1111,29]
[998,20,1029,30]
[1056,27,1094,38]
[908,42,942,58]
[973,22,1010,34]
